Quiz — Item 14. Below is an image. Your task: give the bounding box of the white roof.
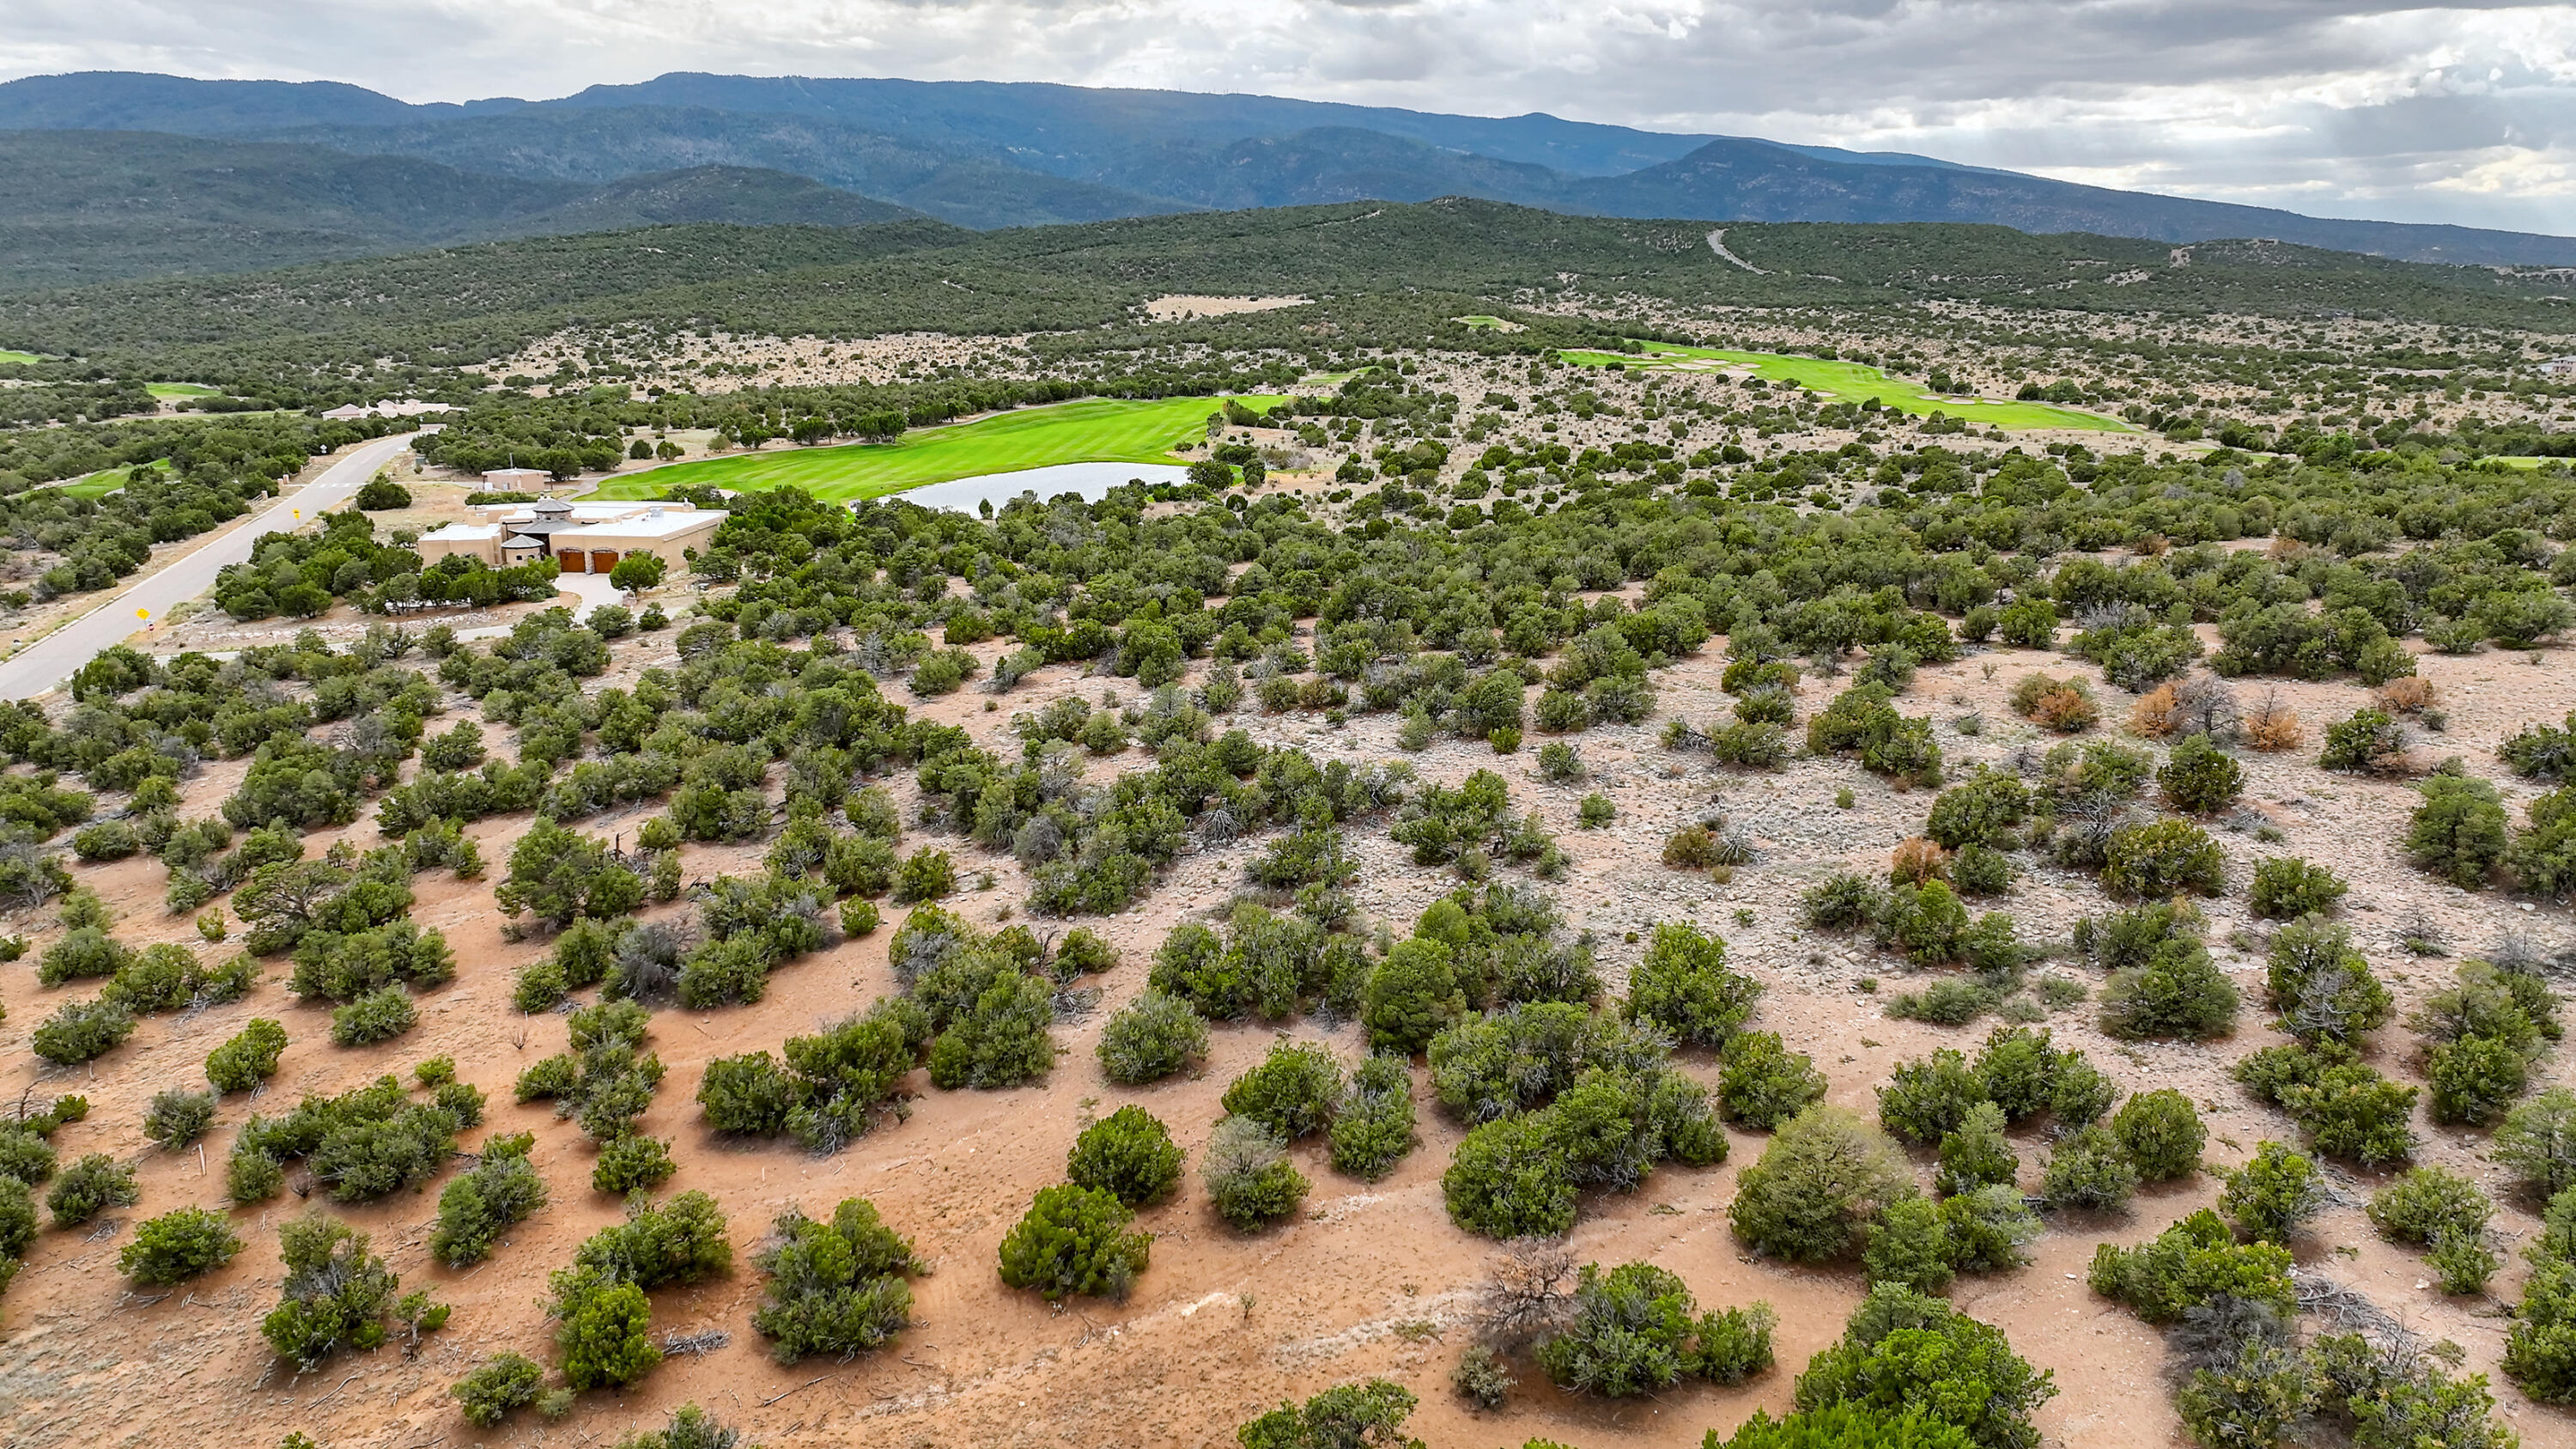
[564,501,694,521]
[482,467,550,480]
[418,522,501,541]
[577,509,726,540]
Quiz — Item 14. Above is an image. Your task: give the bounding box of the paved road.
[0,432,420,700]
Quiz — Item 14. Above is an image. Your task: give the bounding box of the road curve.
[0,431,421,701]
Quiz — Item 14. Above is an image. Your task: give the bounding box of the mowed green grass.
[146,381,221,399]
[593,394,1286,501]
[0,350,40,365]
[1561,341,2129,432]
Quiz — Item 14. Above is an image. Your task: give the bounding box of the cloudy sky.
[6,0,2574,234]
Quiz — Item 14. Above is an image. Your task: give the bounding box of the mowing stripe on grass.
[1559,341,2129,432]
[592,394,1286,502]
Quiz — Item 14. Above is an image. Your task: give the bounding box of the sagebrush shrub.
[1096,990,1207,1084]
[1203,1116,1309,1230]
[143,1087,219,1150]
[1792,1285,2056,1449]
[451,1352,546,1428]
[592,1135,677,1195]
[2158,734,2245,814]
[2221,1142,2329,1243]
[46,1153,137,1227]
[2366,1166,2491,1248]
[1224,1042,1346,1140]
[2088,1209,2295,1324]
[2038,1125,2138,1210]
[1328,1055,1417,1180]
[751,1197,918,1362]
[2409,774,2510,888]
[2101,819,2225,898]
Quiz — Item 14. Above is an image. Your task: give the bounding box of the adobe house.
[415,500,724,573]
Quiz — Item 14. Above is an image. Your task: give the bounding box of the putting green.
[50,472,127,499]
[1560,341,2129,432]
[592,394,1285,501]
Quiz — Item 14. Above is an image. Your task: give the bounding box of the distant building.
[479,467,551,492]
[2543,356,2576,378]
[416,499,723,575]
[322,400,457,422]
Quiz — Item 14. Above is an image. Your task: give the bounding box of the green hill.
[0,130,925,285]
[2,199,2567,389]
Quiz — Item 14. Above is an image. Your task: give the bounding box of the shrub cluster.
[2367,1166,2498,1294]
[1716,1031,1829,1130]
[699,995,930,1152]
[120,1205,244,1284]
[230,1071,486,1204]
[1791,1285,2056,1449]
[430,1132,550,1267]
[1435,1001,1722,1238]
[752,1196,920,1361]
[1204,1115,1311,1230]
[206,1017,289,1092]
[2411,959,2558,1127]
[1534,1261,1775,1397]
[550,1191,732,1390]
[2234,1044,2417,1166]
[264,1212,446,1368]
[1096,989,1209,1083]
[514,999,665,1144]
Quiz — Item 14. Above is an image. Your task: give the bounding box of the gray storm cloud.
[3,0,2571,232]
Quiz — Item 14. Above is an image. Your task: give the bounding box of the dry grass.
[1890,836,1952,885]
[2376,677,2439,714]
[2130,682,2180,738]
[2245,690,2306,751]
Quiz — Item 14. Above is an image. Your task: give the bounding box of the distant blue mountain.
[3,68,2573,269]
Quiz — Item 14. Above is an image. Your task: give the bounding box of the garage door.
[591,551,620,573]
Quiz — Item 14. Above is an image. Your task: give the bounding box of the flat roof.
[418,522,501,541]
[575,511,726,541]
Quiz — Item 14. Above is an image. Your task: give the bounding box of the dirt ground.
[4,593,2576,1449]
[1144,297,1313,322]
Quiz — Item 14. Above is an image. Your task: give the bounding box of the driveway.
[0,431,421,701]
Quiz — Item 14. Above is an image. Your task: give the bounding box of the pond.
[890,461,1193,514]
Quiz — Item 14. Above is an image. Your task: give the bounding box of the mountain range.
[3,69,2573,288]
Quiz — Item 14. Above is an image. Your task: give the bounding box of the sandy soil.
[5,585,2576,1449]
[1145,297,1313,322]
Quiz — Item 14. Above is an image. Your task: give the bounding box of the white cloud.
[3,0,2573,231]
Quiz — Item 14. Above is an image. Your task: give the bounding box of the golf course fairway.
[593,394,1285,502]
[1559,341,2129,432]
